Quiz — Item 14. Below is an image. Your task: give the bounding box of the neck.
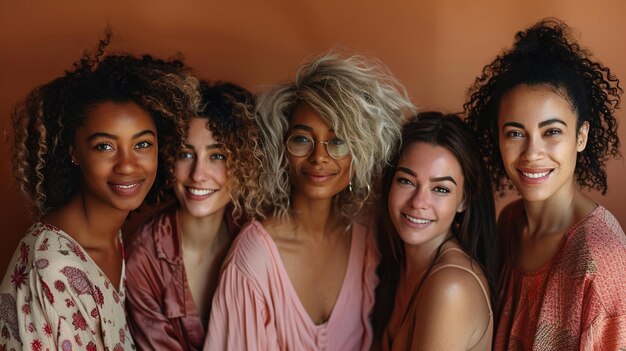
[179,207,228,250]
[522,182,594,237]
[290,195,343,239]
[44,191,128,249]
[403,232,453,281]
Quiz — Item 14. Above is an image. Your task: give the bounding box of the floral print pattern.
[0,222,135,350]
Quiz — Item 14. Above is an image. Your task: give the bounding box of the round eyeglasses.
[286,134,350,160]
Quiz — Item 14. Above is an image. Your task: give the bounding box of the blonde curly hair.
[256,52,416,220]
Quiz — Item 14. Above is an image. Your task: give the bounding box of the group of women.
[0,18,624,351]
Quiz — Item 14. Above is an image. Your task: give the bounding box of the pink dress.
[205,220,379,351]
[0,222,134,351]
[495,205,626,350]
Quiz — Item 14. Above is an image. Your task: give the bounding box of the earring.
[71,159,78,166]
[348,181,353,194]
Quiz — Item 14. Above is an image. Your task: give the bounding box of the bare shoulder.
[411,249,492,349]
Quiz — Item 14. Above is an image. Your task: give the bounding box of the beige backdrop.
[1,0,625,273]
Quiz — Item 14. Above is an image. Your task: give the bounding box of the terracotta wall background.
[1,1,625,273]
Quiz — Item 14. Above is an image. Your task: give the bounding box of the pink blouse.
[205,220,379,351]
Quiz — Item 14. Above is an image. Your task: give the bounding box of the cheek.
[174,162,190,183]
[387,185,406,214]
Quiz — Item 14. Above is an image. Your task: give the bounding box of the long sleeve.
[126,244,186,351]
[205,263,277,350]
[582,315,626,350]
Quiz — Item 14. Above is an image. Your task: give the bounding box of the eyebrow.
[502,118,567,130]
[289,124,335,133]
[87,130,155,142]
[396,167,457,185]
[182,143,221,150]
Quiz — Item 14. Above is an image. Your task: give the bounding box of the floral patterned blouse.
[0,222,135,351]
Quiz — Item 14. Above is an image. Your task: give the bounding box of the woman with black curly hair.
[0,36,199,350]
[464,19,626,350]
[125,81,262,350]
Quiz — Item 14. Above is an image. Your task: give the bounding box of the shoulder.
[223,220,277,276]
[420,249,491,320]
[567,205,626,266]
[412,255,492,348]
[127,206,178,251]
[566,206,626,301]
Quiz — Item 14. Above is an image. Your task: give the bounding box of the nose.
[114,148,138,174]
[308,141,330,164]
[409,187,430,210]
[521,135,544,161]
[191,157,210,182]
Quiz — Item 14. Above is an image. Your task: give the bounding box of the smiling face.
[173,117,230,219]
[287,104,352,202]
[498,84,588,203]
[70,101,158,213]
[388,142,465,251]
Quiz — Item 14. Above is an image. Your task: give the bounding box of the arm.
[411,267,492,350]
[125,245,186,351]
[205,263,277,350]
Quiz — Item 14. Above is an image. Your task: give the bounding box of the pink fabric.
[205,220,379,351]
[125,206,205,351]
[495,205,626,350]
[0,222,134,350]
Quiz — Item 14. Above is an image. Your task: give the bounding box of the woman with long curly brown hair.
[125,81,263,350]
[464,19,626,350]
[0,35,199,350]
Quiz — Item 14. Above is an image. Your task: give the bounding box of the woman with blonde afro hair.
[206,53,415,350]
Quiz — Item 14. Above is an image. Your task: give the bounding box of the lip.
[302,169,337,183]
[401,213,435,228]
[516,167,553,184]
[108,180,145,197]
[185,186,217,201]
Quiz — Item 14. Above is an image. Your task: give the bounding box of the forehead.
[290,104,332,130]
[82,101,155,131]
[398,142,463,179]
[498,84,577,126]
[185,117,217,144]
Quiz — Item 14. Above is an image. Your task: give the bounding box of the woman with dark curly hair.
[125,81,262,350]
[206,53,415,350]
[0,35,199,350]
[464,19,626,350]
[375,112,497,350]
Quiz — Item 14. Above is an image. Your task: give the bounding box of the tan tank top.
[382,247,493,351]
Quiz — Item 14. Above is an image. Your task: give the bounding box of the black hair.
[464,18,622,195]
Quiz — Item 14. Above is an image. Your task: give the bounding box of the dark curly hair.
[372,112,498,341]
[10,32,200,216]
[191,81,263,219]
[464,18,622,195]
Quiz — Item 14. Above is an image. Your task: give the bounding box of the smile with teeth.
[520,170,551,178]
[111,181,141,189]
[187,187,216,196]
[403,214,433,224]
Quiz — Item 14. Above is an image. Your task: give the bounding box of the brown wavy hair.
[192,81,263,220]
[10,32,200,216]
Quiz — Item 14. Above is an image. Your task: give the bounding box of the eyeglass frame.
[285,134,350,160]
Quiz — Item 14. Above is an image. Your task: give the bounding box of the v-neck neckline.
[257,221,357,329]
[38,222,126,293]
